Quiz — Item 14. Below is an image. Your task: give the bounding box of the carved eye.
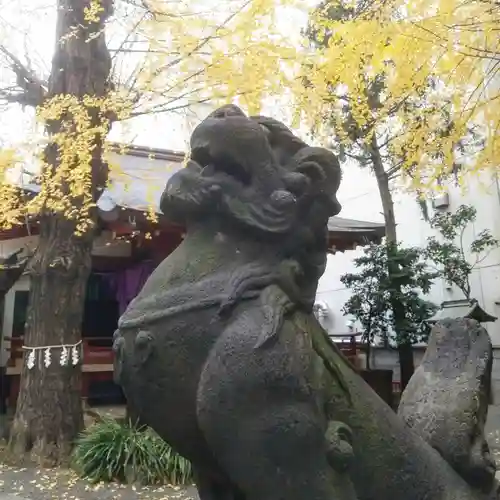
[191,147,212,168]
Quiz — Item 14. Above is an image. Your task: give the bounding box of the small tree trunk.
[8,0,113,465]
[370,132,414,390]
[397,341,415,391]
[370,133,397,244]
[365,341,371,370]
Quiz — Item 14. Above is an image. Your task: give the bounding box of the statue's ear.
[296,161,327,185]
[292,147,341,185]
[292,147,342,216]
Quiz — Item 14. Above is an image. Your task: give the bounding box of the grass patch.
[72,417,193,486]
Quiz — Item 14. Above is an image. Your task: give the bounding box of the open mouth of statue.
[191,146,251,186]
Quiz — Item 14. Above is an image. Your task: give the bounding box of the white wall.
[317,166,500,346]
[316,162,384,334]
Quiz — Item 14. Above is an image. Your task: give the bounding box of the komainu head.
[160,105,342,235]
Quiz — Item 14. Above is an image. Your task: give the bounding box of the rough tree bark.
[370,133,415,391]
[8,0,113,465]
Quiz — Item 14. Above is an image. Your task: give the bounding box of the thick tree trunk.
[370,133,414,390]
[8,0,113,465]
[9,227,92,463]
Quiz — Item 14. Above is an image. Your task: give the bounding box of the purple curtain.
[104,261,156,315]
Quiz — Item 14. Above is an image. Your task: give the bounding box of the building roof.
[328,216,385,233]
[327,217,385,246]
[9,142,386,249]
[428,299,497,323]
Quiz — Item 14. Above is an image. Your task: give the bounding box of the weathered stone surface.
[114,105,355,500]
[114,105,496,500]
[308,314,497,500]
[399,318,497,495]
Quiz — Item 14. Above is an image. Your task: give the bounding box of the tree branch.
[128,96,213,119]
[147,0,253,79]
[0,45,47,107]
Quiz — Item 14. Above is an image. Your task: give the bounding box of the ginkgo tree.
[298,0,499,188]
[297,0,499,387]
[0,0,301,465]
[301,0,443,387]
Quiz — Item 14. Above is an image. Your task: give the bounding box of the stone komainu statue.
[113,105,499,500]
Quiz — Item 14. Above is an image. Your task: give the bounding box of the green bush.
[72,417,192,485]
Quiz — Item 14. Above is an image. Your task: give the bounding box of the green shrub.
[72,417,192,485]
